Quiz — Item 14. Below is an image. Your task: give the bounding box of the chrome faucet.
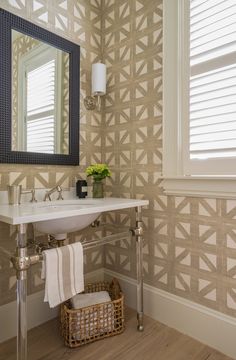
[20,188,37,203]
[7,185,37,204]
[43,185,64,201]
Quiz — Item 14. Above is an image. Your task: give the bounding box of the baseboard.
[0,268,104,344]
[104,269,236,360]
[0,290,58,344]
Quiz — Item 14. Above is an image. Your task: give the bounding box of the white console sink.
[0,198,149,237]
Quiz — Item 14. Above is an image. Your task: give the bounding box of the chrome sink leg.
[131,206,144,332]
[16,224,28,360]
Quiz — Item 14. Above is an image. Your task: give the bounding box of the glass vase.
[92,180,104,198]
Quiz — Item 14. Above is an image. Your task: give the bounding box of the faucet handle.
[57,186,64,200]
[43,186,63,201]
[20,188,37,203]
[30,189,37,203]
[43,192,51,201]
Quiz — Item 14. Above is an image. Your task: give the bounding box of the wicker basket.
[60,279,125,348]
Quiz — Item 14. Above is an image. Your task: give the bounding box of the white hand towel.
[41,242,84,308]
[71,291,111,309]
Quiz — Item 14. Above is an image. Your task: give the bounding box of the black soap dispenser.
[76,179,88,198]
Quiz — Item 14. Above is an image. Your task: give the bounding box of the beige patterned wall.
[0,0,104,306]
[1,0,236,322]
[1,0,103,188]
[102,0,236,319]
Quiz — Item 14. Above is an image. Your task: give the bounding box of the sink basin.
[33,201,100,239]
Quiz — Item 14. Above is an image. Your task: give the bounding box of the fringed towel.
[41,242,84,308]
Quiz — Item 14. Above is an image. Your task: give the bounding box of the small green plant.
[85,164,111,182]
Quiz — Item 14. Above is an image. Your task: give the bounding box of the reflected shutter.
[26,59,56,154]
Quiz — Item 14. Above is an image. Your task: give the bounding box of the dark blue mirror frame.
[0,8,80,165]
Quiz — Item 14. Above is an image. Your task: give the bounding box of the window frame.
[162,0,236,199]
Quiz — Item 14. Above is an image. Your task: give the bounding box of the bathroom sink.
[33,212,100,239]
[33,200,100,239]
[0,197,149,231]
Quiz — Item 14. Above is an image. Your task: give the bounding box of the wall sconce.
[84,63,106,111]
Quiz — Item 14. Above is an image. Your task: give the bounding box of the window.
[185,0,236,175]
[162,0,236,198]
[18,44,62,154]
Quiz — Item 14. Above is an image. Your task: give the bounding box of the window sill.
[161,176,236,199]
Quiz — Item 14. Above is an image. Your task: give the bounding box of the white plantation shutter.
[26,59,55,153]
[184,0,236,174]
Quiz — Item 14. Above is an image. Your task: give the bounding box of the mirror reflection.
[12,30,69,154]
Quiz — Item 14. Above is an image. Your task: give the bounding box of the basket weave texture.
[60,279,125,348]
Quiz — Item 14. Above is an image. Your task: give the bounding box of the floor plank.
[0,308,232,360]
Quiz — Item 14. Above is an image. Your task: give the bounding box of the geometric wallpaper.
[0,0,103,190]
[0,0,104,305]
[102,0,236,319]
[0,0,236,321]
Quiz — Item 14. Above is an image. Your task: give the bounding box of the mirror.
[12,30,70,155]
[0,9,80,165]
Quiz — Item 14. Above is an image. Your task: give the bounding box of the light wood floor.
[0,308,232,360]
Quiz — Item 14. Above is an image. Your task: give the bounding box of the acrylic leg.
[135,206,144,331]
[16,224,28,360]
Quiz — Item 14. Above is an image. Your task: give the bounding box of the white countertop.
[0,197,149,225]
